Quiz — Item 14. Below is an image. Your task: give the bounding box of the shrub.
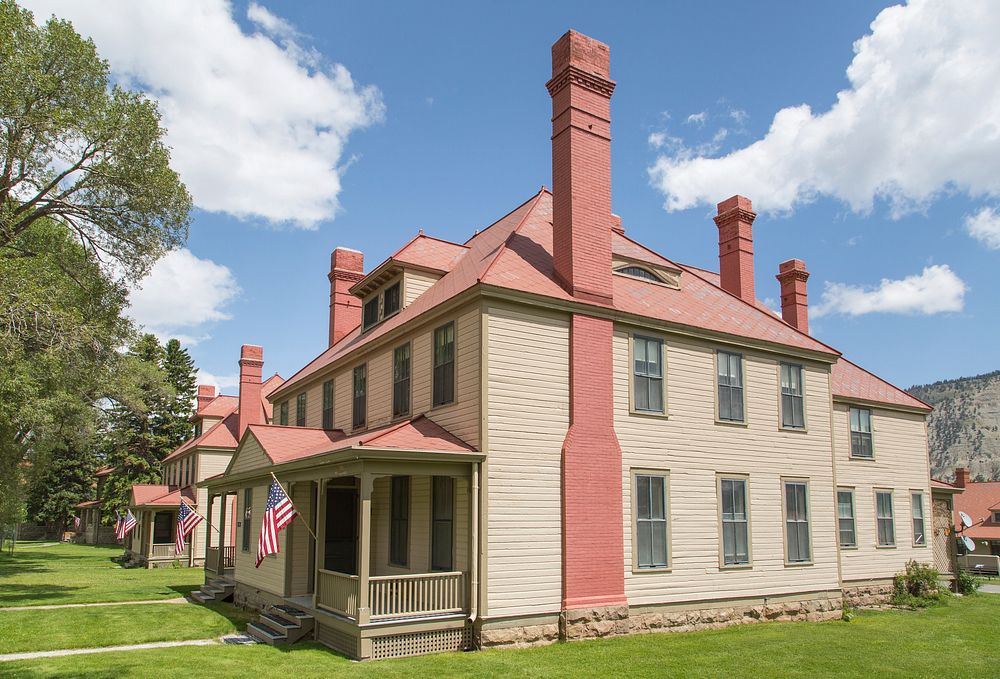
[956,569,981,596]
[892,560,942,607]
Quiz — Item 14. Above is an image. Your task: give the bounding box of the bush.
[892,560,943,607]
[956,569,981,596]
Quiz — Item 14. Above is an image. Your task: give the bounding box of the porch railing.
[206,547,219,572]
[223,545,235,568]
[369,571,465,620]
[316,569,359,618]
[150,543,188,559]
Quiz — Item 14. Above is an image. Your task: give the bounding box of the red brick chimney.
[547,30,616,304]
[329,247,364,348]
[196,384,217,413]
[548,30,627,629]
[714,196,757,305]
[955,467,970,488]
[237,345,264,439]
[776,259,810,333]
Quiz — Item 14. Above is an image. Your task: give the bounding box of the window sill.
[629,409,669,420]
[912,543,928,548]
[848,455,876,462]
[429,400,456,412]
[714,418,748,428]
[719,563,753,571]
[784,560,814,567]
[778,426,809,434]
[632,566,671,574]
[875,544,897,550]
[839,545,859,551]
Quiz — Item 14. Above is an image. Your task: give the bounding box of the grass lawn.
[0,542,204,607]
[0,601,253,654]
[5,594,999,678]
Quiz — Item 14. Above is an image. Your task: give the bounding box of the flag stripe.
[256,479,297,567]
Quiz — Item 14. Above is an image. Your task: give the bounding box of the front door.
[324,485,358,574]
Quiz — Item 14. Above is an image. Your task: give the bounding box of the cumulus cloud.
[127,249,240,344]
[812,264,966,318]
[25,0,384,227]
[686,112,707,126]
[195,370,240,391]
[965,207,1000,249]
[649,0,1000,216]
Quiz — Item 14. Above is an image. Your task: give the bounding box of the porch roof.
[130,484,195,509]
[74,500,100,509]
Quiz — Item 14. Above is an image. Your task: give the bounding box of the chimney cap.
[717,195,754,214]
[777,259,809,281]
[331,246,364,273]
[240,344,263,362]
[552,30,610,78]
[196,384,216,396]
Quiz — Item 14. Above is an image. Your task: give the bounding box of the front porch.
[124,508,192,568]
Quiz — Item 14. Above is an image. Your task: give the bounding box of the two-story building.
[200,30,936,660]
[125,350,283,568]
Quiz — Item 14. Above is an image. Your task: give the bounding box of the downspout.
[468,462,480,626]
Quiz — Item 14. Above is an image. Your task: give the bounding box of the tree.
[27,440,97,536]
[0,0,191,283]
[161,339,197,450]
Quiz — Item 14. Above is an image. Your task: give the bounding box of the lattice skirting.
[370,626,472,660]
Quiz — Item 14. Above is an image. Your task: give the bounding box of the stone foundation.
[560,604,631,640]
[233,582,286,612]
[629,596,842,635]
[842,582,895,609]
[479,621,560,649]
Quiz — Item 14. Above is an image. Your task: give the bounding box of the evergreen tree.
[161,339,197,449]
[27,442,97,535]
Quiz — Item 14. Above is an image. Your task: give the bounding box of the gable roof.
[130,484,195,508]
[197,394,238,418]
[273,190,839,399]
[830,358,931,412]
[954,480,1000,539]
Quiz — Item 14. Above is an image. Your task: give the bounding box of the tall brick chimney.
[547,30,616,304]
[196,384,216,413]
[714,196,757,305]
[548,30,627,630]
[237,344,264,439]
[776,259,810,333]
[955,467,970,488]
[329,247,364,348]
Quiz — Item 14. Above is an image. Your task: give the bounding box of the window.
[617,265,659,282]
[362,297,380,331]
[837,489,857,548]
[278,400,288,426]
[635,474,669,569]
[296,392,307,427]
[431,476,454,571]
[194,420,202,438]
[911,492,926,546]
[184,459,191,486]
[153,512,173,544]
[389,476,409,566]
[784,481,811,563]
[322,380,333,430]
[993,511,1000,524]
[780,363,805,428]
[720,477,750,566]
[352,365,367,429]
[633,335,664,413]
[717,351,744,422]
[433,322,455,407]
[393,344,411,419]
[876,490,895,546]
[241,488,252,552]
[383,282,401,318]
[849,407,873,458]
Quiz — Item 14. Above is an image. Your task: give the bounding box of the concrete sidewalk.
[0,597,188,612]
[0,638,219,662]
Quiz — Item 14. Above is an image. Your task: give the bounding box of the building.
[951,467,1000,557]
[125,347,283,568]
[200,30,936,660]
[73,466,117,545]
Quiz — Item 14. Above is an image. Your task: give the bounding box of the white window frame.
[782,479,812,565]
[849,407,874,459]
[779,362,806,430]
[631,469,670,572]
[718,475,752,568]
[875,489,896,548]
[630,333,666,416]
[715,350,746,424]
[911,491,927,547]
[837,487,858,549]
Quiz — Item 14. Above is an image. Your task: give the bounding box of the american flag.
[122,509,137,538]
[114,511,125,541]
[175,500,203,554]
[256,478,297,567]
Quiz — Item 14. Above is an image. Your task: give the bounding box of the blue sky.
[27,1,1000,391]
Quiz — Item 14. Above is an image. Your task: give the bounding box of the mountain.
[907,370,1000,482]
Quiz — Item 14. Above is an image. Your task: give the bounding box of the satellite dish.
[959,511,973,528]
[962,535,976,552]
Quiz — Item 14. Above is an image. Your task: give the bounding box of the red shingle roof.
[197,394,238,418]
[95,466,115,477]
[130,484,195,508]
[830,358,931,412]
[392,234,469,272]
[74,500,100,508]
[954,480,1000,539]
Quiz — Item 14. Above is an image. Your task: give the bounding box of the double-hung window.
[780,363,805,428]
[783,481,811,563]
[837,489,857,548]
[278,400,288,426]
[911,492,926,546]
[720,477,750,566]
[322,380,333,430]
[635,473,669,569]
[849,407,873,458]
[393,344,411,419]
[876,490,895,547]
[433,323,455,407]
[382,282,401,318]
[431,476,454,571]
[717,351,744,422]
[362,297,380,331]
[633,336,664,413]
[352,364,367,430]
[295,393,307,427]
[241,488,252,552]
[389,476,410,566]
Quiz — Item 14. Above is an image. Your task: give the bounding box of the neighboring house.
[951,467,1000,557]
[200,31,936,660]
[126,349,283,568]
[73,466,117,545]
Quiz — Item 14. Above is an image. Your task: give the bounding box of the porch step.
[245,606,314,646]
[190,578,235,605]
[246,622,287,645]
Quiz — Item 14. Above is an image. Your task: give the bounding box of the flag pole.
[270,472,317,542]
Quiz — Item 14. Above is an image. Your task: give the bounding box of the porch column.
[468,462,480,622]
[357,473,373,626]
[205,494,215,573]
[145,511,153,568]
[313,479,327,611]
[217,494,228,574]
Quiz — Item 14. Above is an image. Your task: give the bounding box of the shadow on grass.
[0,583,84,605]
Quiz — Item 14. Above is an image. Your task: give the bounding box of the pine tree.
[161,339,197,450]
[27,442,97,535]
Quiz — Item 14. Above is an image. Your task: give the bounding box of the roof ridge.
[478,190,547,284]
[359,415,420,446]
[463,188,548,246]
[412,233,470,249]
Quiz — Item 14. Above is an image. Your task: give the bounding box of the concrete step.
[261,612,299,631]
[190,590,215,604]
[246,622,287,645]
[269,604,313,626]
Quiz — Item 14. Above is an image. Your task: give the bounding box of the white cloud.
[650,0,1000,216]
[25,0,384,227]
[965,206,1000,249]
[195,370,240,391]
[728,109,748,125]
[812,264,966,318]
[685,112,707,126]
[127,248,240,343]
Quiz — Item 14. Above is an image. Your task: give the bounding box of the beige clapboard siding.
[287,482,314,595]
[833,403,932,582]
[233,483,286,595]
[192,452,234,556]
[614,332,841,606]
[485,304,567,618]
[227,435,271,475]
[404,270,440,307]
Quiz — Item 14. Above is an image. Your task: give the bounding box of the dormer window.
[362,281,402,332]
[617,265,660,282]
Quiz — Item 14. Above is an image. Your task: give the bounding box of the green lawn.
[0,601,252,654]
[0,542,204,606]
[4,594,1000,678]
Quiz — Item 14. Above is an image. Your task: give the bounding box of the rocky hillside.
[908,370,1000,481]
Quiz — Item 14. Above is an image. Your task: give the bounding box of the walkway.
[0,597,188,612]
[0,638,220,663]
